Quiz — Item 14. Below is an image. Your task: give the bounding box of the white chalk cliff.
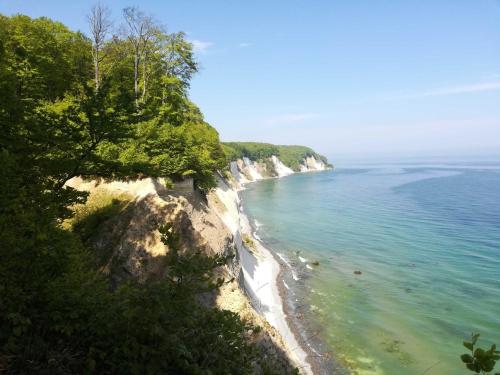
[230,154,329,187]
[299,155,327,172]
[271,155,294,177]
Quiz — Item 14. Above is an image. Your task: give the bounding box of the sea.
[240,162,500,375]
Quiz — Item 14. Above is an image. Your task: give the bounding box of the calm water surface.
[240,165,500,375]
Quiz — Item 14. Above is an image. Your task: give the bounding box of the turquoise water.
[240,165,500,375]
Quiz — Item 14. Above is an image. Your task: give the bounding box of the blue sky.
[2,0,500,160]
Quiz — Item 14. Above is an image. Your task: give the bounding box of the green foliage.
[0,12,225,190]
[243,234,256,251]
[116,119,226,189]
[64,189,132,242]
[223,142,279,161]
[223,142,330,171]
[276,145,329,171]
[0,11,285,374]
[0,14,91,103]
[461,333,500,374]
[1,221,261,374]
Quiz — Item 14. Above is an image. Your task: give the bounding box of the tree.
[162,32,198,87]
[87,2,112,93]
[122,6,157,108]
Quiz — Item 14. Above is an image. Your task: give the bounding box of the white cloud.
[189,39,213,54]
[238,42,251,48]
[264,113,319,125]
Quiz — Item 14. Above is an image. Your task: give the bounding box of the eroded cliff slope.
[65,175,303,374]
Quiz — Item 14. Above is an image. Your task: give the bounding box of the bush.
[0,222,274,374]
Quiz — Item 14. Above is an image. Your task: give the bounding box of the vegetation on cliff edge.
[0,10,293,374]
[223,142,330,171]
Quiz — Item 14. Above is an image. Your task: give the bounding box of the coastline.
[212,154,333,374]
[238,207,313,374]
[213,171,315,374]
[227,170,334,375]
[240,189,344,375]
[66,162,331,374]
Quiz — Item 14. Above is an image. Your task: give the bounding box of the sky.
[2,0,500,161]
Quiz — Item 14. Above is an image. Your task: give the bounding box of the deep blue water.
[240,165,500,375]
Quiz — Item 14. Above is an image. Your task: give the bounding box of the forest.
[0,8,289,374]
[223,142,330,171]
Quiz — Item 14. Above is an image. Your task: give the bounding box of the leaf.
[483,360,495,372]
[461,354,474,363]
[475,348,485,359]
[464,341,474,351]
[466,363,477,371]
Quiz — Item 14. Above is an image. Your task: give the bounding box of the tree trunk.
[142,55,147,101]
[134,49,139,108]
[94,50,100,93]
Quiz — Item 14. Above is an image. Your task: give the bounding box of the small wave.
[299,256,307,263]
[253,232,262,241]
[276,253,292,268]
[277,252,300,280]
[306,264,314,270]
[283,280,290,289]
[307,343,322,357]
[254,219,263,227]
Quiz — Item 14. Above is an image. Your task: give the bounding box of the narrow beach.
[238,208,313,374]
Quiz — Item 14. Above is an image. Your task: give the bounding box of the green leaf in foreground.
[461,333,499,374]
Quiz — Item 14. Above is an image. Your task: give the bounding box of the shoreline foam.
[242,204,344,375]
[213,171,316,373]
[238,208,314,374]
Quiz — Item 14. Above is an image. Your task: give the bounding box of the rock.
[311,260,320,266]
[353,270,362,275]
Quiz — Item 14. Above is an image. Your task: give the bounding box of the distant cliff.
[222,142,332,185]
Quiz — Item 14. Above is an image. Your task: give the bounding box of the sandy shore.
[212,175,314,374]
[238,212,313,374]
[239,206,340,375]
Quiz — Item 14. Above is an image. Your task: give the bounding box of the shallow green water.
[241,165,500,375]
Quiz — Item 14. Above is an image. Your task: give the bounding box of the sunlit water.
[240,165,500,375]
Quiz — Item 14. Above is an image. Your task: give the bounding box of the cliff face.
[230,154,329,187]
[65,175,302,373]
[63,146,330,374]
[65,177,239,284]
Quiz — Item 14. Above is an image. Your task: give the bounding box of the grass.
[243,234,256,251]
[63,188,132,242]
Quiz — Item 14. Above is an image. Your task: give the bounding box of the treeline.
[223,142,330,171]
[223,142,280,161]
[0,10,287,374]
[1,9,225,191]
